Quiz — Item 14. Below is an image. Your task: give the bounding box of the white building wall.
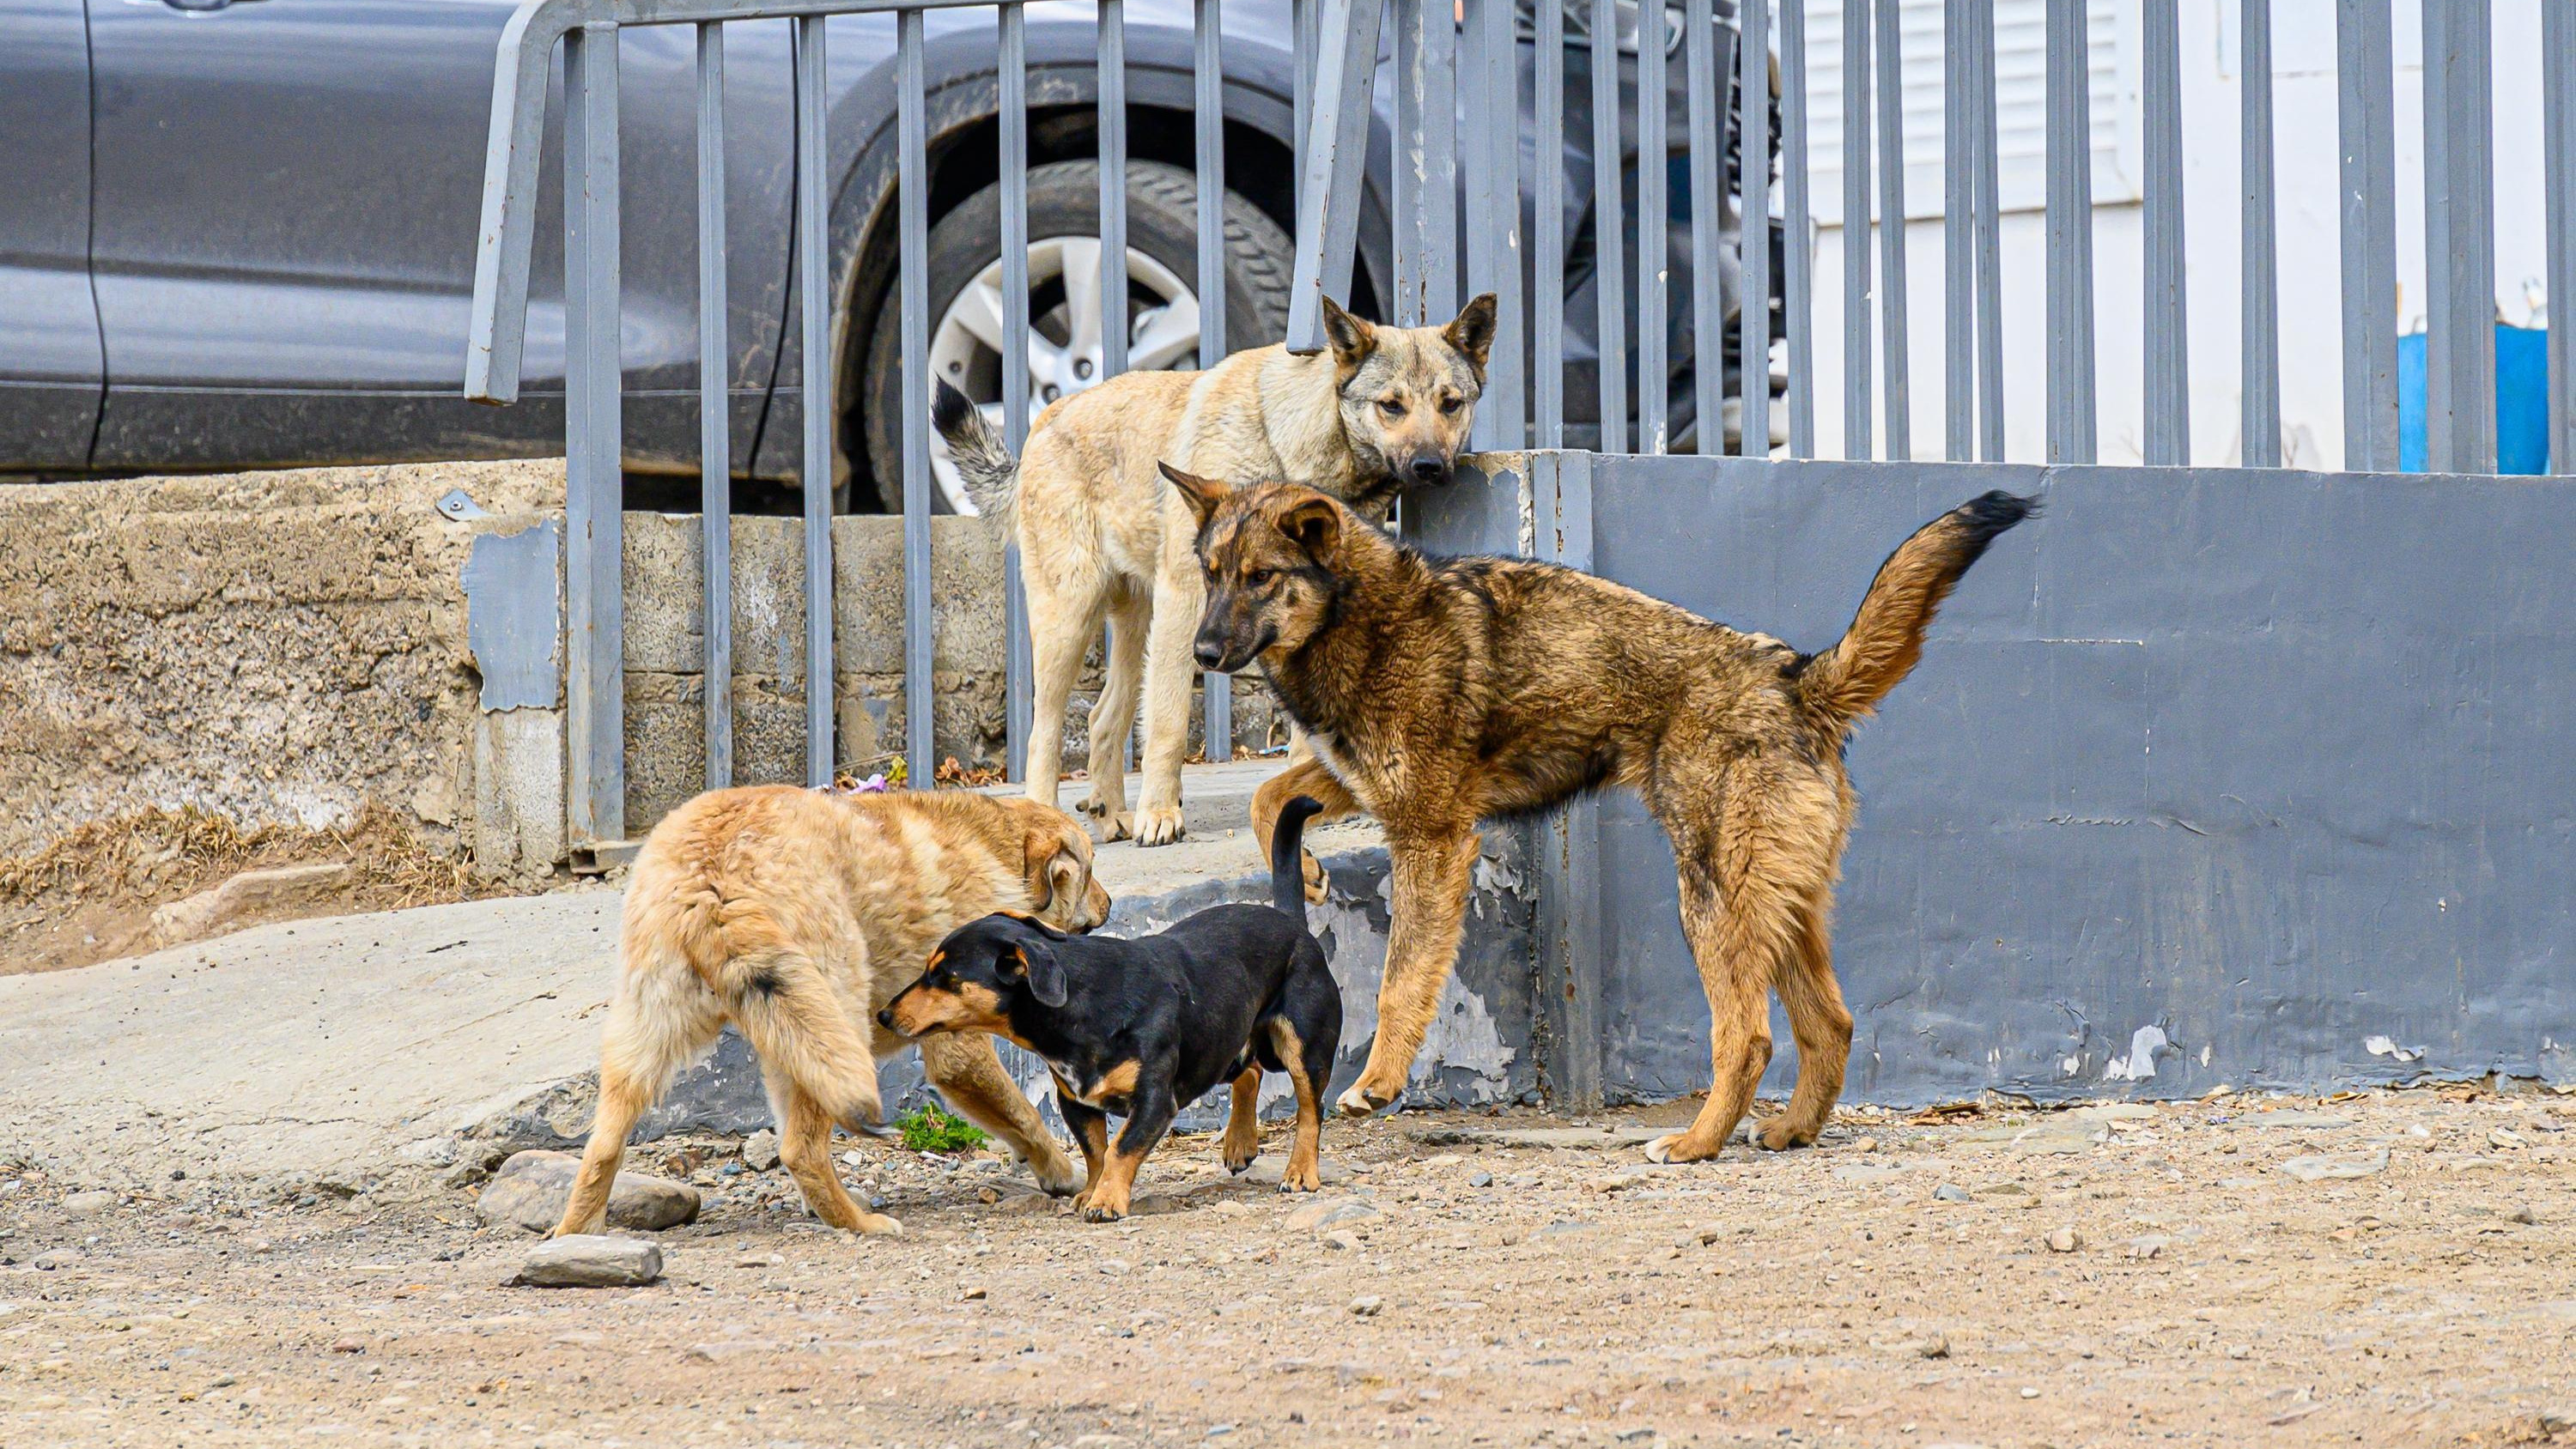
[1797,0,2555,470]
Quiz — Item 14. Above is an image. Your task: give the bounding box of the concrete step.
[0,764,1535,1195]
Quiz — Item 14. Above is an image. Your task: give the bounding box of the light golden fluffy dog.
[550,786,1110,1239]
[933,293,1496,848]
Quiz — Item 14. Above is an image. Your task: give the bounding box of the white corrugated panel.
[1800,0,2136,225]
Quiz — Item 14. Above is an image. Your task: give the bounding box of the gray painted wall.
[1522,453,2574,1105]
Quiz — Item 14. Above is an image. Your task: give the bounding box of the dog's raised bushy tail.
[931,378,1020,521]
[1795,490,2038,730]
[1269,795,1325,918]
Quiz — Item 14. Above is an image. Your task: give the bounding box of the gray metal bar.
[1001,2,1031,779]
[1284,0,1387,352]
[1530,450,1600,1111]
[2239,0,2276,467]
[563,23,624,844]
[1534,0,1564,446]
[2420,0,2494,476]
[1736,0,1768,458]
[1635,0,1667,452]
[1970,0,2002,461]
[1780,0,1812,457]
[1941,0,1970,463]
[2549,0,2574,474]
[696,20,733,789]
[2043,0,2094,464]
[1098,0,1127,379]
[796,14,835,785]
[1478,0,1523,450]
[1394,0,1426,324]
[1422,0,1457,320]
[1294,0,1315,221]
[1194,0,1230,761]
[1869,0,1905,461]
[1589,0,1627,452]
[898,10,933,776]
[2142,0,2187,465]
[2335,0,2397,471]
[1840,0,1869,460]
[1686,0,1724,455]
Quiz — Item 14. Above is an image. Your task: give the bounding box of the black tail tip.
[1956,489,2040,543]
[931,377,976,437]
[1279,795,1325,827]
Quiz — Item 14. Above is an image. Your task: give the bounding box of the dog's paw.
[1078,1194,1130,1224]
[1302,851,1329,904]
[1221,1134,1261,1175]
[1028,1145,1084,1197]
[1131,803,1186,847]
[1278,1163,1322,1193]
[854,1211,906,1237]
[1642,1131,1726,1166]
[1752,1116,1819,1152]
[1334,1081,1398,1119]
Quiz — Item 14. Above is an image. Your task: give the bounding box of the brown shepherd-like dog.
[1166,464,2035,1162]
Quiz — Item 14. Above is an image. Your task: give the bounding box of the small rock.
[443,1145,511,1190]
[2046,1228,2083,1253]
[735,1252,783,1269]
[514,1234,663,1288]
[1348,1294,1383,1317]
[1909,1333,1950,1359]
[2125,1235,2167,1260]
[743,1131,782,1172]
[1932,1183,1973,1203]
[1853,1137,1880,1153]
[1212,1200,1252,1217]
[1322,1230,1361,1252]
[2280,1149,2389,1182]
[2505,1203,2538,1226]
[2537,1410,2573,1435]
[33,1249,82,1271]
[330,1337,365,1354]
[62,1191,117,1219]
[1245,1157,1348,1187]
[2020,1386,2040,1400]
[476,1150,700,1234]
[961,1285,987,1301]
[2489,1129,2526,1150]
[1467,1171,1493,1188]
[1284,1197,1380,1234]
[1097,1259,1133,1276]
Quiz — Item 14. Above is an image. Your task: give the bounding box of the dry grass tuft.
[0,803,481,912]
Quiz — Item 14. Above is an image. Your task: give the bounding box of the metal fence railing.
[465,0,1265,844]
[469,0,2573,847]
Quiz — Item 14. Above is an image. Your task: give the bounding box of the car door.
[82,0,793,475]
[0,0,106,472]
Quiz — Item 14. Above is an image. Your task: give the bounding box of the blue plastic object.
[2397,323,2552,473]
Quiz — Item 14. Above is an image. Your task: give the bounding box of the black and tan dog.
[1165,464,2036,1165]
[879,797,1341,1221]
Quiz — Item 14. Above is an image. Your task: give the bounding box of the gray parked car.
[0,0,1772,509]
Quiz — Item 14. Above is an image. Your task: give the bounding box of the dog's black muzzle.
[1406,452,1453,487]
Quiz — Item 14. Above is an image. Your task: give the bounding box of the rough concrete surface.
[0,462,564,859]
[2,1092,2570,1447]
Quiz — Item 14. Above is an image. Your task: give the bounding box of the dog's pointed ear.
[1158,461,1231,530]
[1443,293,1499,376]
[1002,938,1067,1008]
[1271,493,1343,565]
[1319,294,1378,376]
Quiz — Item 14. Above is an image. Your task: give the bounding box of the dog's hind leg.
[1337,826,1479,1117]
[1128,557,1206,846]
[1077,586,1151,838]
[1755,897,1852,1151]
[1220,1067,1264,1173]
[1640,866,1787,1166]
[777,1081,902,1235]
[1022,557,1108,816]
[919,1032,1080,1196]
[554,965,722,1238]
[1267,1014,1334,1192]
[1251,759,1361,906]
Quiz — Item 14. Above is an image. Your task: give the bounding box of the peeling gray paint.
[460,518,561,712]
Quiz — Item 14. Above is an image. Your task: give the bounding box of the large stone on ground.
[149,863,353,947]
[476,1149,700,1234]
[515,1234,663,1288]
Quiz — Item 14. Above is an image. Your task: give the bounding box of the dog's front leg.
[1128,558,1208,846]
[1078,1085,1176,1222]
[1338,826,1481,1117]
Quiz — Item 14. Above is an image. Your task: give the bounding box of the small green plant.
[896,1101,988,1155]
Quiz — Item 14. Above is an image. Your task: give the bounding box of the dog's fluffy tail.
[931,378,1020,520]
[1269,796,1325,919]
[1794,490,2038,731]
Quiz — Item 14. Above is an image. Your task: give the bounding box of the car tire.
[859,158,1296,514]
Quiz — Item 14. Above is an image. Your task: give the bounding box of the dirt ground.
[3,1088,2571,1449]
